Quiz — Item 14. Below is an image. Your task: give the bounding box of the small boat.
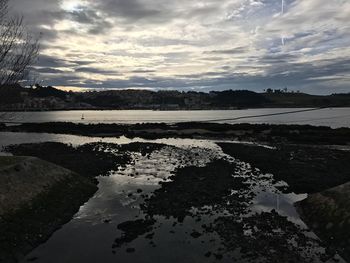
[81,114,85,120]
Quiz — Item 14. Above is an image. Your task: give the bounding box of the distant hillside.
[30,85,67,100]
[210,90,268,107]
[263,92,350,107]
[0,84,24,105]
[0,85,349,111]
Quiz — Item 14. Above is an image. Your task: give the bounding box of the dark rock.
[190,231,202,238]
[204,252,211,257]
[27,256,38,262]
[214,253,223,260]
[113,219,155,248]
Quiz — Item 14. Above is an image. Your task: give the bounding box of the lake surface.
[2,108,350,128]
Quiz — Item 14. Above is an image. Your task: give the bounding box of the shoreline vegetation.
[1,85,350,111]
[0,122,349,262]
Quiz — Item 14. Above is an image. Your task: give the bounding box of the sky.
[9,0,350,94]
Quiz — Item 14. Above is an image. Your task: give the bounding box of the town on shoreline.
[1,84,350,111]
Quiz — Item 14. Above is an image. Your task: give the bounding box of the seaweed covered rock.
[218,143,350,193]
[0,156,97,263]
[297,182,350,261]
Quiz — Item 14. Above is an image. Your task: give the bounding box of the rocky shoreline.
[0,142,165,263]
[0,123,349,262]
[218,142,350,261]
[0,157,97,263]
[297,182,350,261]
[1,122,350,145]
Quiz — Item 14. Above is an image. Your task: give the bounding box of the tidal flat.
[0,123,349,262]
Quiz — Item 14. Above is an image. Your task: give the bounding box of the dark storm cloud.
[36,55,70,68]
[200,57,225,61]
[176,71,230,79]
[34,67,67,74]
[40,63,349,95]
[40,74,83,87]
[71,60,95,66]
[131,69,156,73]
[204,47,249,55]
[7,0,350,94]
[139,37,193,47]
[184,4,220,19]
[69,9,100,24]
[10,0,64,32]
[262,55,350,80]
[11,0,113,42]
[83,0,220,25]
[6,4,61,48]
[75,67,118,75]
[91,0,166,23]
[259,53,299,64]
[37,55,95,68]
[68,8,113,34]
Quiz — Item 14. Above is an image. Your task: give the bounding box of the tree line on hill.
[0,84,349,110]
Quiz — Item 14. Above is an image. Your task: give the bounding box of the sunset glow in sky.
[10,0,350,94]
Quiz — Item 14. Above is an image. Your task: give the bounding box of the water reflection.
[0,132,343,262]
[1,108,350,128]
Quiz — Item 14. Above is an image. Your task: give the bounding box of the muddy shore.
[0,142,165,263]
[2,122,350,145]
[1,123,349,262]
[218,143,350,194]
[110,143,350,262]
[297,182,350,261]
[0,156,97,263]
[218,142,350,261]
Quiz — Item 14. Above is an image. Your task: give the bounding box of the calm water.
[2,108,350,128]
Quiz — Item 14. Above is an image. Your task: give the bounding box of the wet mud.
[2,122,350,145]
[218,143,350,194]
[0,175,96,263]
[1,136,348,262]
[297,182,350,261]
[5,142,165,179]
[1,141,165,262]
[112,156,340,262]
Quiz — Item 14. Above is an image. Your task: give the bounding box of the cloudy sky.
[10,0,350,94]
